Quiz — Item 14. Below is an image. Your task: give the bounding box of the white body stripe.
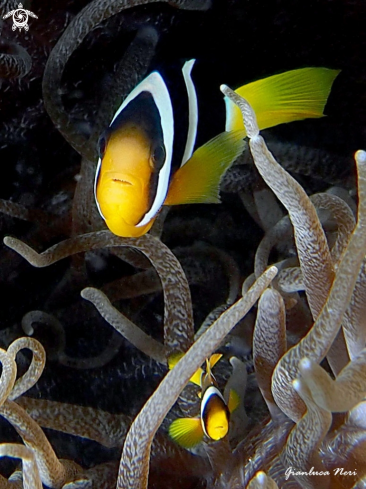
[181,59,198,166]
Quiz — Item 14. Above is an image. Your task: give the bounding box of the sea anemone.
[1,1,366,488]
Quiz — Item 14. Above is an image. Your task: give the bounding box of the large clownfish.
[167,353,240,448]
[95,61,340,237]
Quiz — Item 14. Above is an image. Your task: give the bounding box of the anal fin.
[165,130,245,205]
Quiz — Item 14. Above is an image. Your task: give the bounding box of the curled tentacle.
[0,400,84,488]
[81,287,166,364]
[7,337,46,401]
[0,348,17,408]
[0,443,42,489]
[222,85,366,421]
[282,378,331,489]
[4,231,194,354]
[271,150,366,420]
[0,38,32,79]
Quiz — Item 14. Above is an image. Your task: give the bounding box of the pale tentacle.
[220,85,333,322]
[221,85,366,420]
[277,267,304,293]
[253,288,286,419]
[0,349,17,408]
[71,158,102,236]
[4,231,194,353]
[0,444,42,489]
[342,258,366,360]
[247,471,279,489]
[282,378,331,489]
[299,352,366,412]
[271,150,366,420]
[81,287,166,364]
[16,397,130,448]
[0,400,84,488]
[7,337,46,401]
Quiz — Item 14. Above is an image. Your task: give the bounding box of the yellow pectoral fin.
[209,353,223,370]
[169,417,204,449]
[167,352,184,370]
[168,353,203,387]
[190,368,204,387]
[225,67,340,134]
[227,389,240,413]
[165,130,245,206]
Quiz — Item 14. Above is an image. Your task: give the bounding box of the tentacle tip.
[80,287,92,299]
[355,149,366,164]
[3,236,13,246]
[220,84,231,95]
[299,357,312,371]
[256,471,266,483]
[292,378,301,392]
[268,265,279,277]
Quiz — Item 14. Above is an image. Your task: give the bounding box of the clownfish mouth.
[112,178,132,186]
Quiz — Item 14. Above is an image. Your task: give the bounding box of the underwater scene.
[1,0,366,487]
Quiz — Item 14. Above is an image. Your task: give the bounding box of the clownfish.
[168,353,240,448]
[95,61,340,237]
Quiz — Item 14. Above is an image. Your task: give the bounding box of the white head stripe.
[200,385,226,438]
[94,157,106,220]
[181,59,198,166]
[135,72,174,227]
[201,385,226,417]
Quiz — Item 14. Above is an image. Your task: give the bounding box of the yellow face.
[96,124,156,237]
[203,394,229,441]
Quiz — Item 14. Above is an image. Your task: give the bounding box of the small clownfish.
[168,353,240,448]
[95,61,340,237]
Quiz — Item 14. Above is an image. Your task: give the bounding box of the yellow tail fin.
[225,67,340,135]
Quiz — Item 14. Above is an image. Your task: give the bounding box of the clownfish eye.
[150,144,166,171]
[98,136,107,158]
